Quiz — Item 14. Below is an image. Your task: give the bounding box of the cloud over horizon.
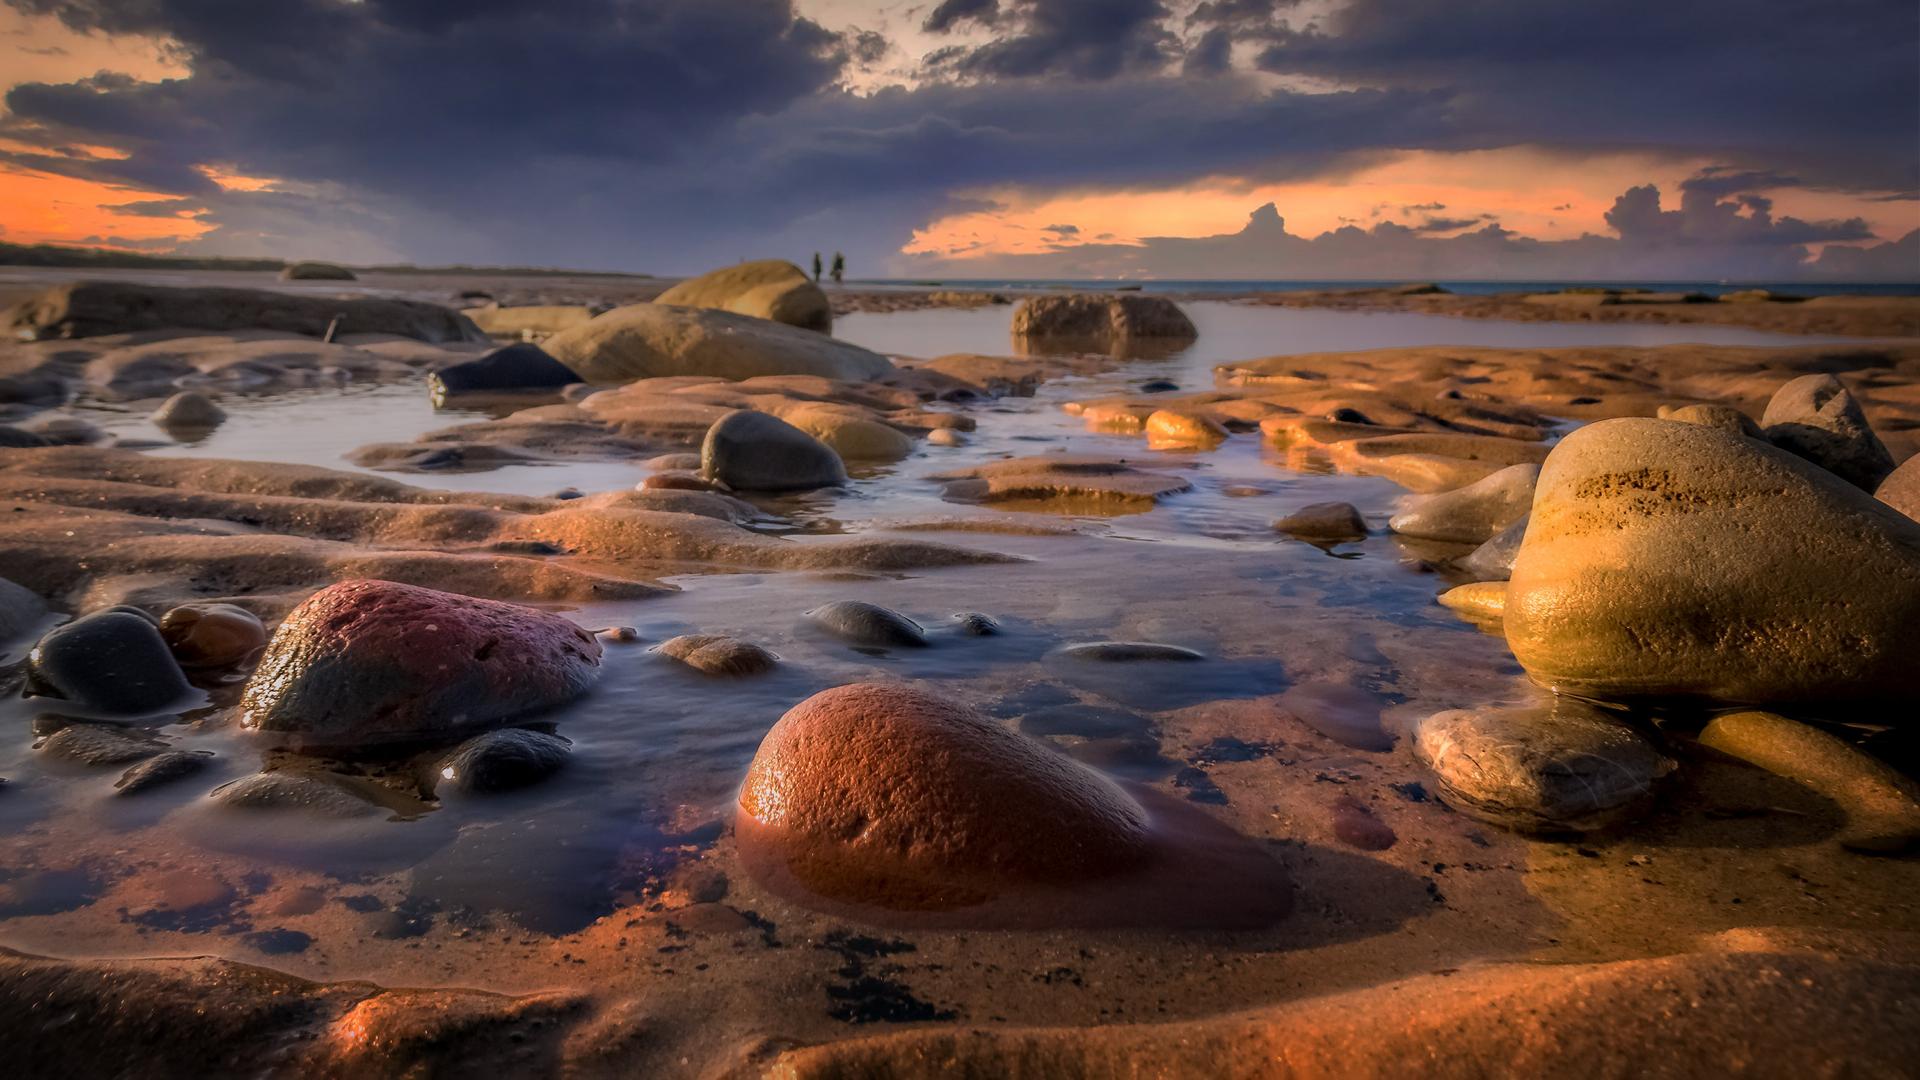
[0,0,1913,278]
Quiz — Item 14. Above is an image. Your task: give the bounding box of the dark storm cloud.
[0,0,1912,274]
[922,0,998,33]
[1410,215,1490,234]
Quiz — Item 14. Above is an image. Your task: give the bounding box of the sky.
[0,0,1916,281]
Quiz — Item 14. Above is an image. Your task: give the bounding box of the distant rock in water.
[1505,418,1920,705]
[1274,501,1368,542]
[701,410,847,492]
[658,634,779,676]
[737,683,1152,910]
[1760,374,1895,490]
[150,391,226,431]
[655,259,832,333]
[1012,294,1197,349]
[808,601,927,648]
[279,261,356,281]
[28,611,192,715]
[1415,700,1675,834]
[428,343,583,399]
[240,579,602,749]
[435,729,571,794]
[5,281,486,343]
[544,303,892,384]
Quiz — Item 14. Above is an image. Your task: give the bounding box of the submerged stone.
[1414,700,1675,834]
[29,611,193,715]
[950,612,1001,636]
[1697,710,1920,854]
[435,729,571,794]
[241,579,602,748]
[808,601,927,648]
[737,683,1152,910]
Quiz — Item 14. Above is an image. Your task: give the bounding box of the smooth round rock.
[435,729,571,794]
[1506,418,1920,706]
[659,634,779,675]
[1144,409,1227,449]
[927,428,965,447]
[807,601,927,648]
[1415,700,1676,834]
[29,611,193,715]
[653,259,832,333]
[701,410,847,492]
[429,343,582,398]
[950,612,1001,636]
[158,603,267,670]
[544,302,891,384]
[1438,581,1506,624]
[212,772,380,818]
[1698,711,1920,854]
[1657,402,1761,438]
[737,683,1152,909]
[1389,463,1538,543]
[116,750,215,795]
[784,407,915,461]
[1055,642,1204,663]
[38,723,166,766]
[1274,502,1367,542]
[240,579,603,748]
[1760,373,1895,490]
[1457,514,1528,581]
[151,391,226,429]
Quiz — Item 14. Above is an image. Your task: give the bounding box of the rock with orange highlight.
[737,682,1152,910]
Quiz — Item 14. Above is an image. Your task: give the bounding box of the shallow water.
[5,302,1913,1060]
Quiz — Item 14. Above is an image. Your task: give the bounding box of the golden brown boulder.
[737,683,1152,910]
[1506,418,1920,705]
[1011,293,1196,347]
[1697,710,1920,853]
[654,259,831,332]
[544,303,890,385]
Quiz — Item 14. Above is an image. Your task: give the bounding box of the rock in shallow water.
[240,580,602,749]
[1414,700,1676,834]
[29,611,192,715]
[151,391,226,430]
[807,601,927,648]
[737,683,1152,909]
[435,729,571,794]
[1697,711,1920,854]
[158,603,266,670]
[38,722,166,766]
[543,302,891,384]
[658,634,778,675]
[1760,373,1895,491]
[1011,294,1197,347]
[1505,418,1920,706]
[700,410,847,492]
[1389,463,1537,544]
[1457,514,1528,581]
[116,750,215,795]
[428,343,582,398]
[211,772,380,818]
[1274,502,1367,542]
[950,611,1001,636]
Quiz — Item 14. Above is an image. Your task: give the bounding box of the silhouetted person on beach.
[830,252,844,284]
[811,252,822,282]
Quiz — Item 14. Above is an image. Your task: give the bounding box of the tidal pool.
[3,302,1913,1071]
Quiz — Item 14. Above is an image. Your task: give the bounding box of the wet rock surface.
[807,601,928,648]
[428,343,582,398]
[210,771,381,818]
[700,410,847,492]
[737,683,1153,911]
[27,611,192,714]
[1505,418,1920,705]
[150,391,226,431]
[157,603,267,670]
[115,750,214,795]
[1697,711,1920,853]
[1415,700,1676,833]
[434,729,571,794]
[1274,501,1368,541]
[1012,294,1198,348]
[240,579,602,748]
[1389,463,1538,543]
[38,722,167,766]
[543,303,891,384]
[657,634,779,675]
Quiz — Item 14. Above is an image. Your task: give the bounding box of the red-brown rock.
[737,682,1151,911]
[240,579,601,748]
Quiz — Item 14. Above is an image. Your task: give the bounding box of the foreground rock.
[543,304,891,384]
[1389,463,1537,543]
[1697,711,1920,853]
[28,610,192,714]
[1506,419,1920,705]
[1760,374,1896,490]
[657,634,778,675]
[241,580,602,748]
[1415,700,1675,833]
[700,411,847,492]
[654,259,832,333]
[6,281,486,343]
[1011,294,1197,348]
[737,683,1151,909]
[428,344,582,399]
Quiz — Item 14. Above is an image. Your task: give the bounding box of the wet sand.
[1,276,1917,1076]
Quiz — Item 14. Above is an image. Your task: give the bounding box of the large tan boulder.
[1011,293,1197,347]
[1505,418,1920,705]
[543,303,892,385]
[654,259,831,332]
[464,304,597,339]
